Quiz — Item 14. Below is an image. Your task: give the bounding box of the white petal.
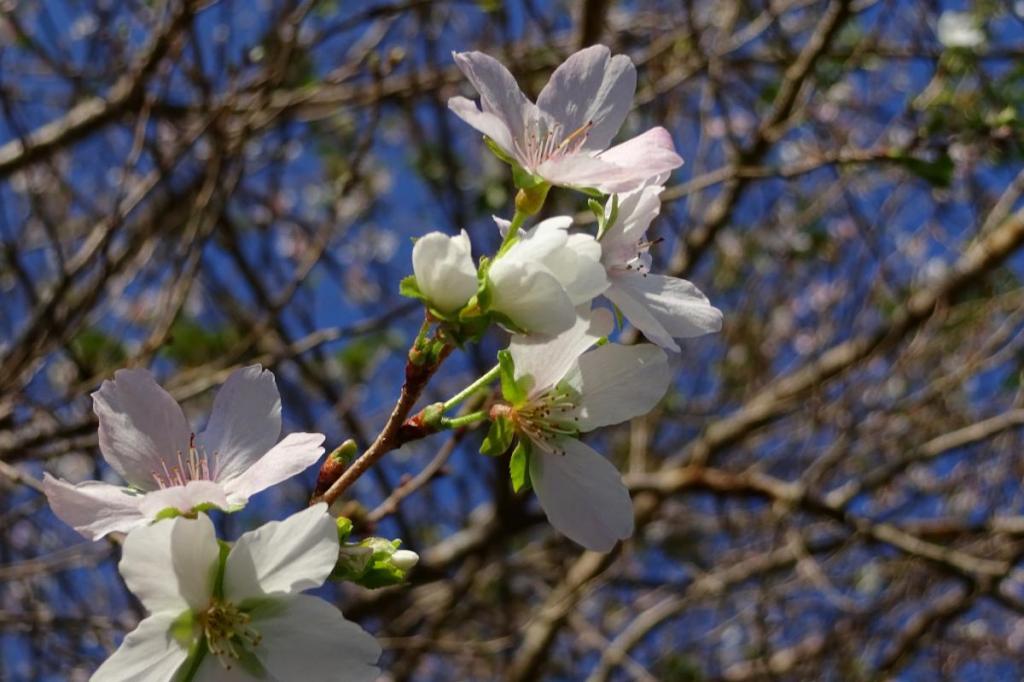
[92,369,191,490]
[196,365,281,483]
[118,514,219,613]
[452,51,531,142]
[604,281,678,351]
[136,480,230,520]
[612,272,723,345]
[190,659,254,682]
[552,233,609,304]
[220,432,325,505]
[249,594,381,682]
[601,183,665,264]
[571,343,671,431]
[488,259,576,336]
[504,216,571,262]
[412,230,479,314]
[529,437,634,552]
[224,503,338,602]
[596,127,684,190]
[42,474,146,540]
[448,95,515,154]
[91,613,190,682]
[536,45,637,151]
[510,306,613,394]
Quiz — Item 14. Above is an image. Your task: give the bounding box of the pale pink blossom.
[44,366,325,540]
[449,45,682,194]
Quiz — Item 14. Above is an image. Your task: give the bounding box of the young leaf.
[399,275,425,301]
[497,350,525,404]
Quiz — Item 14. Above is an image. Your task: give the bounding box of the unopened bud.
[392,549,419,571]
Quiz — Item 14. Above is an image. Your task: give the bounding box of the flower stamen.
[200,599,262,669]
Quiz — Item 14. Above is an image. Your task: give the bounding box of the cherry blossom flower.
[43,366,325,540]
[488,216,608,335]
[499,308,670,551]
[92,504,380,682]
[411,230,479,315]
[449,45,682,194]
[937,11,985,49]
[599,180,723,351]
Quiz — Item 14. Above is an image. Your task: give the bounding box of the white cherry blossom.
[411,230,479,314]
[92,505,380,682]
[44,366,325,540]
[599,180,723,351]
[937,11,985,49]
[502,308,670,551]
[449,45,682,194]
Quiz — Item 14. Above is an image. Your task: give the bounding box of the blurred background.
[2,0,1024,680]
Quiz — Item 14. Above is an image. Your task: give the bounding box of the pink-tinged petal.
[610,272,723,348]
[224,504,338,602]
[536,45,637,151]
[597,127,683,186]
[93,369,191,490]
[536,153,631,192]
[136,480,230,519]
[219,432,325,504]
[119,514,219,614]
[197,365,282,483]
[452,51,531,142]
[510,306,613,395]
[570,342,670,431]
[249,594,381,682]
[448,96,515,156]
[91,613,190,682]
[42,474,146,540]
[529,437,634,552]
[487,259,577,336]
[604,280,678,351]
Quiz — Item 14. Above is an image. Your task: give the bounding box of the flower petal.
[136,480,230,520]
[452,51,531,143]
[600,182,665,264]
[224,503,338,602]
[196,365,282,483]
[604,281,677,351]
[610,272,723,349]
[529,437,634,552]
[412,230,480,314]
[553,232,609,304]
[488,259,576,336]
[596,126,684,190]
[536,45,637,151]
[249,594,381,682]
[118,513,219,614]
[510,306,613,395]
[570,342,671,431]
[536,152,632,192]
[42,474,146,540]
[93,369,191,490]
[448,96,515,156]
[91,613,190,682]
[220,432,326,505]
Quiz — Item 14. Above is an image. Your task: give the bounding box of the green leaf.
[336,516,354,542]
[480,416,514,456]
[510,440,531,492]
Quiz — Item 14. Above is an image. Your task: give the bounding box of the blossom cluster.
[40,44,721,679]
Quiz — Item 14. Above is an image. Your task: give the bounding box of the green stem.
[495,209,528,258]
[440,410,490,430]
[443,364,500,411]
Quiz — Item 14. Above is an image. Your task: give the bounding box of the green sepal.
[483,136,515,164]
[399,274,425,301]
[510,440,531,493]
[497,350,523,404]
[480,415,514,456]
[598,194,619,240]
[169,610,198,647]
[588,198,605,231]
[575,186,605,198]
[512,164,546,190]
[336,516,354,542]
